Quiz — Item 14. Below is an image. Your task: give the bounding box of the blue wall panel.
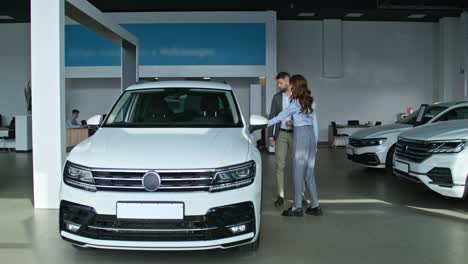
[65,25,121,66]
[65,23,266,66]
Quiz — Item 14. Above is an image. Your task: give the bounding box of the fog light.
[66,223,81,233]
[229,224,246,234]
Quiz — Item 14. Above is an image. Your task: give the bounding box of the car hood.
[351,123,413,139]
[68,127,251,169]
[400,120,468,141]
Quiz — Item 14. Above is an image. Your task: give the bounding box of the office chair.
[348,120,359,126]
[375,121,382,126]
[331,121,349,147]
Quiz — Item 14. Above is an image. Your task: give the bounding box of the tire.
[240,234,261,251]
[386,145,396,169]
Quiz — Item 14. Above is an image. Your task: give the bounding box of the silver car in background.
[346,102,468,169]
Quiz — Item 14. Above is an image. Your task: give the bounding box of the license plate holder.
[117,202,184,220]
[394,160,409,174]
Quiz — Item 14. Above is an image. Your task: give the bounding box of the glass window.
[398,106,447,125]
[434,107,468,122]
[104,88,243,128]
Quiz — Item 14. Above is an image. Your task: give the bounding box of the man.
[66,109,85,129]
[268,72,295,207]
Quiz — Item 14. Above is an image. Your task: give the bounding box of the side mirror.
[87,115,103,126]
[249,115,268,133]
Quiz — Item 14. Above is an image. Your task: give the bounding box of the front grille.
[60,201,256,242]
[92,170,215,192]
[395,139,433,163]
[427,168,453,186]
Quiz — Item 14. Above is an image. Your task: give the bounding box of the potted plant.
[24,81,31,113]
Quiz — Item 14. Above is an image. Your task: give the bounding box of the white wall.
[0,24,31,126]
[65,78,121,121]
[278,20,436,141]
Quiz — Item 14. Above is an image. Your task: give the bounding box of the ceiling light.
[298,12,316,17]
[345,13,364,18]
[154,77,159,81]
[0,15,14,20]
[203,77,211,80]
[408,14,427,19]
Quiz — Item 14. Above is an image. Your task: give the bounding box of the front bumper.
[393,151,468,198]
[346,144,388,168]
[60,200,256,250]
[59,170,262,250]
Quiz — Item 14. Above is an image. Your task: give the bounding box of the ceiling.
[1,0,467,23]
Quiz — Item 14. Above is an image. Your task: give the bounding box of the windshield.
[103,88,243,128]
[397,105,447,125]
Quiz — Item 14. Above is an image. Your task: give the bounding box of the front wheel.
[240,235,261,251]
[386,145,396,169]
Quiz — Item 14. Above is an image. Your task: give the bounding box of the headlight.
[428,140,465,154]
[210,161,256,192]
[63,162,96,192]
[350,137,386,147]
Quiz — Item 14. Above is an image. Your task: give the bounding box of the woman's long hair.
[290,75,314,114]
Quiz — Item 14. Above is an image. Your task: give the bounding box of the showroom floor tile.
[1,148,468,264]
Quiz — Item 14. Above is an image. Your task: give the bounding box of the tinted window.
[398,106,447,125]
[434,107,468,122]
[104,88,243,128]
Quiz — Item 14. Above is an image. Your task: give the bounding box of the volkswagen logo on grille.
[404,144,409,152]
[142,171,161,192]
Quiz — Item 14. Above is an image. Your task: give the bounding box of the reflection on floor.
[1,148,468,264]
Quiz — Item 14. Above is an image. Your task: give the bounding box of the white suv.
[393,119,468,198]
[59,81,268,250]
[346,102,468,168]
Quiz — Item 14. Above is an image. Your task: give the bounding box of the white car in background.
[59,81,268,251]
[393,119,468,198]
[346,102,468,169]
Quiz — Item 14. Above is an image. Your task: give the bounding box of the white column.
[31,0,65,209]
[436,17,465,102]
[462,12,468,101]
[121,40,138,91]
[265,11,277,115]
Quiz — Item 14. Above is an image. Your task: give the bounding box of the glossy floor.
[1,148,468,264]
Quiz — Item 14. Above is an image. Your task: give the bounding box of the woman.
[267,75,322,217]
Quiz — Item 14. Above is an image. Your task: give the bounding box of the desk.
[328,124,373,147]
[66,128,89,147]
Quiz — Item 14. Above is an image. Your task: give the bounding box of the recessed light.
[154,77,159,80]
[0,15,14,20]
[408,14,427,19]
[298,12,316,17]
[203,77,211,80]
[345,13,364,18]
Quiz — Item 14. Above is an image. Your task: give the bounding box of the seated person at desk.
[66,109,87,129]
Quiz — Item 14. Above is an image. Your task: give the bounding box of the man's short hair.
[72,109,79,115]
[275,72,290,80]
